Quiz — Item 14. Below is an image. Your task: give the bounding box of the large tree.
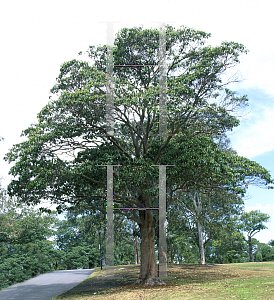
[4,25,273,285]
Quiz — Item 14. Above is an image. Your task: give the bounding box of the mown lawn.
[53,262,274,299]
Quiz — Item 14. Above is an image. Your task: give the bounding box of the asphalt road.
[0,269,94,300]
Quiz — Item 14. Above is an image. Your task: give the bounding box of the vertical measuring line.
[159,165,167,278]
[106,165,114,276]
[105,22,115,136]
[159,23,167,138]
[158,23,168,277]
[153,164,174,278]
[99,164,121,277]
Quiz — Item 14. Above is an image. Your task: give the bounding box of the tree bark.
[135,206,166,286]
[170,247,175,263]
[217,253,221,264]
[197,220,206,264]
[139,212,157,278]
[248,236,254,262]
[133,237,137,264]
[133,237,140,265]
[193,191,206,265]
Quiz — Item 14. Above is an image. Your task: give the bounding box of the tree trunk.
[133,237,139,265]
[197,220,206,264]
[217,252,221,264]
[170,247,175,263]
[248,236,254,262]
[138,248,141,264]
[139,220,156,278]
[133,237,137,264]
[192,191,206,265]
[135,207,166,286]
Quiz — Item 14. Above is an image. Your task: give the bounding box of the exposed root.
[135,276,166,286]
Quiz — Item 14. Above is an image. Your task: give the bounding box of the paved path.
[0,269,94,300]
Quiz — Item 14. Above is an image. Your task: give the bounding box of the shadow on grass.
[55,263,241,299]
[55,265,139,299]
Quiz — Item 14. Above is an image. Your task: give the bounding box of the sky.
[0,0,273,244]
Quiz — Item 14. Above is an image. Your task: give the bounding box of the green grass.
[53,262,274,299]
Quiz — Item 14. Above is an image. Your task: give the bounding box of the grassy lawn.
[53,262,274,299]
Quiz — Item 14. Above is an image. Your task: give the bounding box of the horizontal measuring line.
[113,65,158,67]
[97,164,122,166]
[113,207,159,210]
[97,133,178,137]
[150,134,176,137]
[97,165,175,167]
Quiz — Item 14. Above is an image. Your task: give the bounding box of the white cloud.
[245,203,274,213]
[226,85,274,159]
[228,107,274,158]
[237,54,274,97]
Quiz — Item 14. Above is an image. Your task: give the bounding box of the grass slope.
[53,262,274,299]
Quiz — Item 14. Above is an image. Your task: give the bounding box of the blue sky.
[227,88,274,243]
[242,151,274,243]
[0,0,273,243]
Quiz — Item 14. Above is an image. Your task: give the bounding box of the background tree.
[55,218,95,270]
[113,215,136,265]
[164,134,270,265]
[240,210,270,262]
[168,187,244,264]
[255,242,274,261]
[0,189,59,290]
[167,205,200,264]
[209,216,248,263]
[164,135,270,265]
[268,240,274,247]
[256,251,263,262]
[55,209,137,268]
[132,221,141,265]
[4,25,273,285]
